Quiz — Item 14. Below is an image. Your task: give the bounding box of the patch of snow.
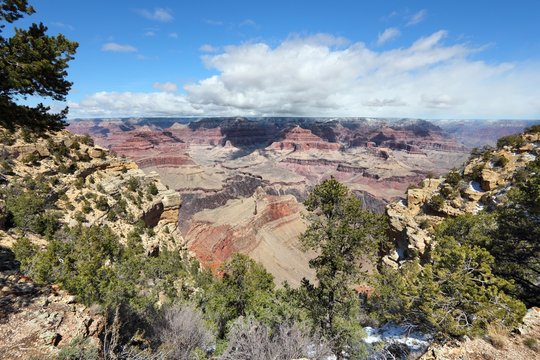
[469,181,482,193]
[473,204,484,214]
[364,323,433,356]
[522,152,536,161]
[398,199,407,207]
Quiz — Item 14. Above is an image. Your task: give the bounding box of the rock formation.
[384,131,540,268]
[68,117,474,283]
[0,128,185,357]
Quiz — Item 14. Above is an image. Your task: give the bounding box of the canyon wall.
[68,117,477,284]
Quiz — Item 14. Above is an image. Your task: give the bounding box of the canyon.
[68,117,534,285]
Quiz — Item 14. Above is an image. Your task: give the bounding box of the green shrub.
[52,142,70,160]
[147,182,159,196]
[95,196,109,211]
[56,337,99,360]
[429,194,445,211]
[468,164,485,182]
[22,152,41,165]
[1,160,13,174]
[493,155,509,168]
[127,177,140,192]
[0,131,15,145]
[3,187,59,235]
[106,209,118,221]
[82,202,93,214]
[440,185,457,200]
[74,177,85,190]
[21,128,33,143]
[445,169,461,187]
[497,134,525,149]
[524,337,539,351]
[370,235,526,338]
[524,124,540,134]
[74,212,86,223]
[79,134,94,146]
[12,237,38,272]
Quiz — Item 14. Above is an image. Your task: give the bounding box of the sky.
[8,0,540,119]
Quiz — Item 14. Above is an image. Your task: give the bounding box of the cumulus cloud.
[407,9,427,26]
[153,82,178,92]
[377,27,400,46]
[101,42,137,53]
[137,8,173,22]
[72,32,540,119]
[199,44,219,53]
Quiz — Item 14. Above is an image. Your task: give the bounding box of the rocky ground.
[0,265,104,359]
[421,307,540,360]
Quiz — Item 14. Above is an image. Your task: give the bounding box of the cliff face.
[68,117,471,284]
[384,131,540,268]
[0,128,184,358]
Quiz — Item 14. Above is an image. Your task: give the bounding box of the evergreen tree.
[202,253,278,339]
[494,157,540,306]
[370,216,526,338]
[0,0,78,132]
[298,177,387,359]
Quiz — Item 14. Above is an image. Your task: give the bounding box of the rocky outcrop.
[0,128,185,254]
[385,131,540,266]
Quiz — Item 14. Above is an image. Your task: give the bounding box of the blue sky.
[10,0,540,119]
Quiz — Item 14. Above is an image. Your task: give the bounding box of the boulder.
[481,168,502,191]
[87,148,104,159]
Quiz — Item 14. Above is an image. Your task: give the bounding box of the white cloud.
[200,44,219,53]
[407,9,427,26]
[69,92,202,117]
[169,32,179,39]
[101,42,137,53]
[144,31,156,37]
[71,32,540,119]
[138,8,173,22]
[153,82,178,92]
[377,27,400,46]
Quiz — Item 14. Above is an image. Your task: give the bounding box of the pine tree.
[298,177,387,359]
[0,0,78,132]
[494,156,540,306]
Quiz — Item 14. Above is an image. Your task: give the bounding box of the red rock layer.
[186,195,300,273]
[267,126,342,151]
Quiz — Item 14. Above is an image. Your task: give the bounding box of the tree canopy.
[0,0,77,132]
[298,177,387,359]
